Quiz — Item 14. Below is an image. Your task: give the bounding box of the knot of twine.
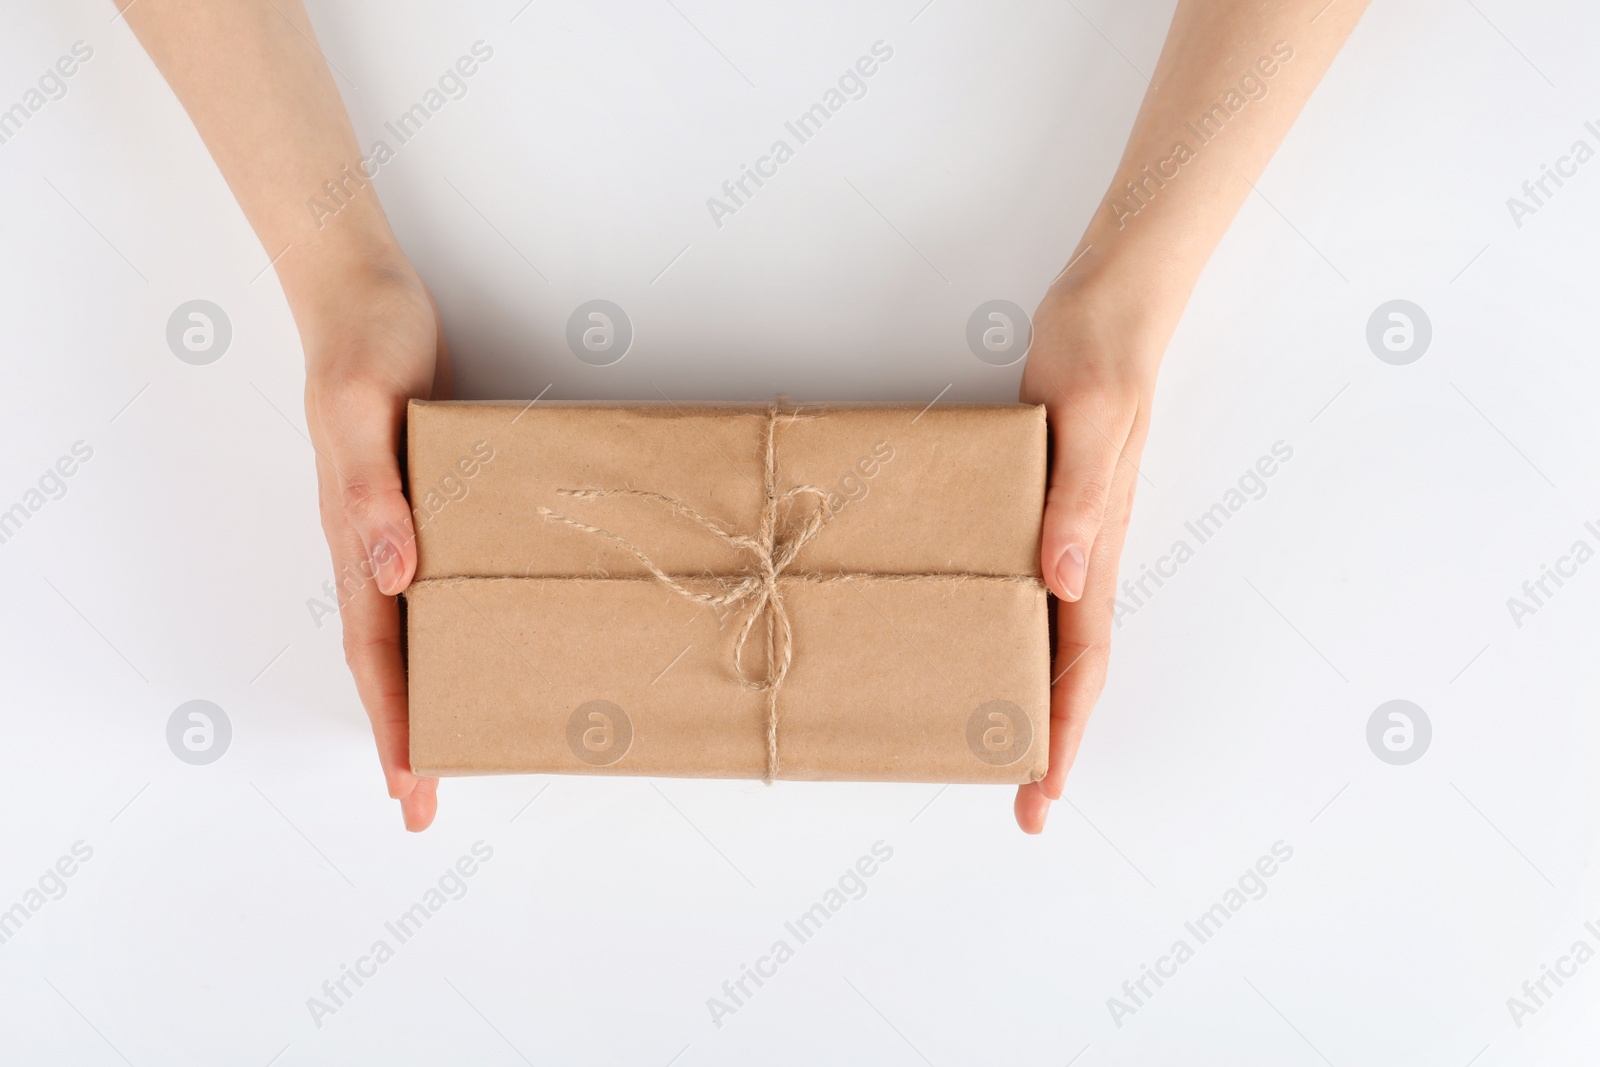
[537,404,827,783]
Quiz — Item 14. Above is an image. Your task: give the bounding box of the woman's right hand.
[298,257,450,831]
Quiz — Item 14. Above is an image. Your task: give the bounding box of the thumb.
[1041,391,1134,602]
[312,382,417,597]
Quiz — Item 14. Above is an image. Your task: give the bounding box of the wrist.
[1040,252,1188,379]
[271,192,413,326]
[277,234,421,349]
[1053,236,1192,319]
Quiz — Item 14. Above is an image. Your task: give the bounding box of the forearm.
[120,0,402,319]
[1063,0,1368,351]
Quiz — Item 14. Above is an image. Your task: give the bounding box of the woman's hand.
[122,0,457,827]
[1014,278,1163,834]
[1008,0,1370,832]
[299,258,450,831]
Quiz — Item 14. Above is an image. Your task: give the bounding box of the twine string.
[536,404,829,782]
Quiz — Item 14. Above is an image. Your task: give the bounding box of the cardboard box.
[405,400,1050,783]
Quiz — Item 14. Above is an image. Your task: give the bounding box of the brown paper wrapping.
[404,400,1050,783]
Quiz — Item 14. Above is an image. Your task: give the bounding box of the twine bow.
[537,405,828,783]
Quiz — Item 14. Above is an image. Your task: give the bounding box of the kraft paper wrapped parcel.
[404,400,1050,784]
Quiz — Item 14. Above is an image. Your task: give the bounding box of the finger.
[320,456,439,831]
[1039,386,1138,603]
[1016,470,1137,832]
[308,372,417,597]
[401,776,439,832]
[1015,780,1052,834]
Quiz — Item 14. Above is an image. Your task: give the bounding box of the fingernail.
[1055,544,1086,602]
[371,539,402,596]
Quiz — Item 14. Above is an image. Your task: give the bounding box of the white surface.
[2,1,1598,1064]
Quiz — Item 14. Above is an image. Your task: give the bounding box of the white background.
[1,1,1597,1064]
